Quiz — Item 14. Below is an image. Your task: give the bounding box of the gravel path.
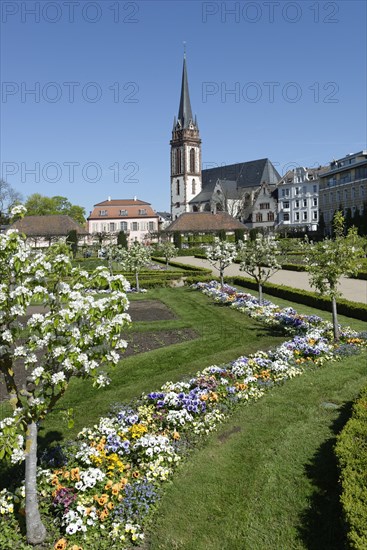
[174,256,367,304]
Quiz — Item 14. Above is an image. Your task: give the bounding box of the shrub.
[335,386,367,549]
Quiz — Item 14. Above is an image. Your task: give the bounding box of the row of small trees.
[205,212,365,340]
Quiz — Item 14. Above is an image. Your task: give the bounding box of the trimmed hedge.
[224,276,367,321]
[335,385,367,549]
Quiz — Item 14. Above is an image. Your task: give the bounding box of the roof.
[189,179,243,205]
[88,201,158,221]
[202,158,281,189]
[11,215,88,236]
[165,212,247,233]
[94,199,150,206]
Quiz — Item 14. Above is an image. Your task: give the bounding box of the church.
[169,55,281,231]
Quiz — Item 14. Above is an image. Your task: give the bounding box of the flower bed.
[1,282,366,549]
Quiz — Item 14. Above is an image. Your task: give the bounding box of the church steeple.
[177,55,194,129]
[170,51,202,220]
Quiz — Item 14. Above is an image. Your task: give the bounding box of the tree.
[304,212,364,339]
[238,235,282,304]
[66,229,78,258]
[0,180,23,222]
[117,230,128,248]
[205,237,237,287]
[157,241,178,269]
[24,193,86,225]
[173,231,182,249]
[0,206,131,544]
[120,241,151,291]
[234,228,245,243]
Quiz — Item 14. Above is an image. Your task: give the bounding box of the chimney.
[108,196,111,201]
[133,196,137,201]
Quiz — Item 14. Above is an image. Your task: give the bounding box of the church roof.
[165,212,247,232]
[177,55,194,129]
[202,158,281,189]
[189,179,242,204]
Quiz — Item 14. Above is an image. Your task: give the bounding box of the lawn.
[1,285,366,549]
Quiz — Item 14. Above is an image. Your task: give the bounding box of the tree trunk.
[332,297,340,340]
[220,268,224,288]
[258,283,263,305]
[135,271,140,292]
[25,421,47,545]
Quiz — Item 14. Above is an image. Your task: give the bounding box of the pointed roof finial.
[183,41,186,58]
[177,49,193,129]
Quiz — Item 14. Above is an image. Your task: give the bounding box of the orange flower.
[107,501,115,510]
[111,483,121,496]
[120,477,128,487]
[105,479,113,490]
[200,394,208,401]
[209,392,218,402]
[100,509,109,521]
[63,471,70,480]
[54,539,67,550]
[51,476,60,486]
[132,471,140,479]
[97,494,109,506]
[173,431,180,440]
[71,468,80,481]
[70,546,83,550]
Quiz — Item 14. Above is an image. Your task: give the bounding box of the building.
[170,55,280,230]
[88,198,159,245]
[277,166,327,232]
[11,215,88,247]
[170,54,202,220]
[319,151,367,234]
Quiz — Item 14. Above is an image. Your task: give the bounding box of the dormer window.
[99,210,108,216]
[119,209,128,216]
[138,209,147,215]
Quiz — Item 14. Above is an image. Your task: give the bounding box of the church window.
[190,148,195,172]
[192,179,196,194]
[176,180,180,195]
[256,213,263,222]
[259,202,270,210]
[267,212,274,221]
[176,149,181,174]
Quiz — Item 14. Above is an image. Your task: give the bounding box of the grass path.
[149,351,367,550]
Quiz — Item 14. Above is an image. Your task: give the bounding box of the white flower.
[51,372,66,385]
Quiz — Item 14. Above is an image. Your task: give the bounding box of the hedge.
[224,276,367,321]
[335,386,367,549]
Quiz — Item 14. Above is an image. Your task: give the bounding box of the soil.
[0,300,197,403]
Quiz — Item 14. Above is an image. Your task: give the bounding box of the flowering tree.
[304,212,364,339]
[120,241,151,292]
[205,237,237,287]
[157,241,178,269]
[238,235,282,304]
[0,206,131,545]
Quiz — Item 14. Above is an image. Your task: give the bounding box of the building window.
[295,212,300,221]
[190,148,195,173]
[283,201,290,209]
[283,213,290,221]
[303,199,307,207]
[132,222,139,231]
[119,209,128,216]
[99,210,108,216]
[255,213,263,222]
[285,189,290,197]
[281,189,285,197]
[303,212,308,220]
[303,186,307,194]
[260,202,270,210]
[313,197,318,206]
[344,190,348,201]
[109,223,116,231]
[148,221,155,231]
[337,191,341,202]
[175,202,180,208]
[139,209,147,215]
[295,200,300,208]
[267,211,274,221]
[120,221,128,231]
[313,211,318,221]
[176,149,181,174]
[192,179,196,195]
[295,187,299,195]
[176,179,180,195]
[313,184,317,193]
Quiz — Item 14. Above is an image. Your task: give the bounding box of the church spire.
[177,54,194,129]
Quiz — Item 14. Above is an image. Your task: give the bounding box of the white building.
[277,167,326,232]
[88,198,159,245]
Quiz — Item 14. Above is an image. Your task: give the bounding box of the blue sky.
[1,0,366,215]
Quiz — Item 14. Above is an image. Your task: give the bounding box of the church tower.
[170,53,202,219]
